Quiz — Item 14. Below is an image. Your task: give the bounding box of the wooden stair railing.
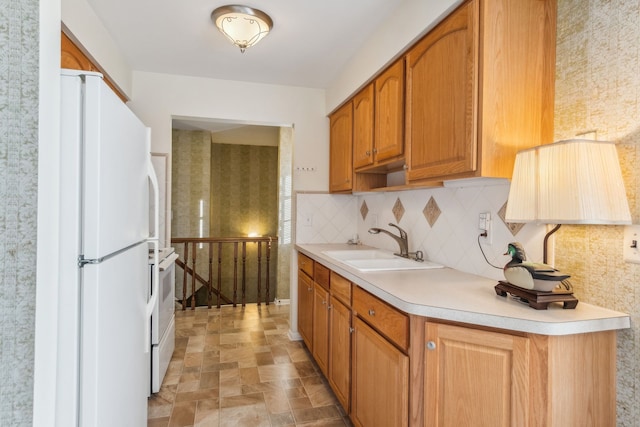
[171,237,275,310]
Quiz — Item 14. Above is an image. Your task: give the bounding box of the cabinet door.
[297,271,314,350]
[353,85,375,169]
[329,101,353,193]
[312,283,330,376]
[328,296,351,412]
[375,59,404,163]
[405,0,478,182]
[352,316,408,427]
[424,322,530,427]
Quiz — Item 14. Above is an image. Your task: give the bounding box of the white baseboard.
[274,298,290,305]
[288,330,302,341]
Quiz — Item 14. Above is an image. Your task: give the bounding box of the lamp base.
[495,281,578,310]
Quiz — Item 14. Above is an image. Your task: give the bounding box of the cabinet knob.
[373,148,378,154]
[307,287,312,292]
[349,327,355,333]
[365,150,371,156]
[322,299,327,305]
[403,164,408,170]
[368,309,375,316]
[427,341,436,350]
[327,304,332,310]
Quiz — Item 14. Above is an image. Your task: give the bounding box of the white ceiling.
[86,0,406,90]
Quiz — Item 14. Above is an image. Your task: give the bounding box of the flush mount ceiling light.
[211,5,273,53]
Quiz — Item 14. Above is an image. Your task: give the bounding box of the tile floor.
[147,304,353,427]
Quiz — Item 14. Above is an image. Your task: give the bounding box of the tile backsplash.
[296,181,547,282]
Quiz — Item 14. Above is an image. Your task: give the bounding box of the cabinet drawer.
[314,263,330,290]
[330,271,351,306]
[353,286,409,351]
[298,253,314,277]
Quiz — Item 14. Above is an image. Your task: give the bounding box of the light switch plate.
[623,225,640,264]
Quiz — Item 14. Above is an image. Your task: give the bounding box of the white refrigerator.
[58,69,159,426]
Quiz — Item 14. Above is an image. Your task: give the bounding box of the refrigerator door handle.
[78,240,149,267]
[145,130,160,354]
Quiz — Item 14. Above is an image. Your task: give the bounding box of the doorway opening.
[169,117,293,307]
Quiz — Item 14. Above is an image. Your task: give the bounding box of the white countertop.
[296,244,630,336]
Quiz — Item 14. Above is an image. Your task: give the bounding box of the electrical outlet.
[623,225,640,264]
[478,212,492,244]
[303,213,313,227]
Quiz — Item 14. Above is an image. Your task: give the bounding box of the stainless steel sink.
[322,249,443,272]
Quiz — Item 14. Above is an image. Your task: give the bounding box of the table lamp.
[505,139,631,264]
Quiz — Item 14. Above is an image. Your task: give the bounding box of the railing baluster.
[266,239,271,305]
[241,242,247,307]
[257,241,262,306]
[207,242,213,309]
[217,242,222,309]
[232,242,238,307]
[182,242,189,311]
[191,242,197,310]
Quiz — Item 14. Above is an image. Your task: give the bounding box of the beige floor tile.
[168,401,197,427]
[148,305,351,427]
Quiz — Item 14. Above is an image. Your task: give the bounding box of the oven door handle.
[158,252,179,271]
[145,130,160,354]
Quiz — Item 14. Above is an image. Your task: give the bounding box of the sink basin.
[322,249,398,261]
[322,249,444,272]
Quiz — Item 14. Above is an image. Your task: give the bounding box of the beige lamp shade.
[506,139,631,225]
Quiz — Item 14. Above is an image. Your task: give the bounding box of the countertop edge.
[296,244,631,336]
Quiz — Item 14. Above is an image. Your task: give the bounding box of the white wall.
[325,0,463,113]
[61,0,133,98]
[128,71,328,192]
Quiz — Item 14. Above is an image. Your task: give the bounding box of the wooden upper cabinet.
[329,101,354,193]
[353,59,405,173]
[61,31,128,102]
[61,32,97,72]
[405,0,556,183]
[374,59,404,164]
[405,1,477,182]
[353,85,375,169]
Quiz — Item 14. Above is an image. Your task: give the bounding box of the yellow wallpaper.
[554,1,640,424]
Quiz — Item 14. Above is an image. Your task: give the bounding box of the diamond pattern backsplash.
[423,196,441,227]
[360,200,369,221]
[392,198,405,223]
[498,202,525,236]
[295,182,546,281]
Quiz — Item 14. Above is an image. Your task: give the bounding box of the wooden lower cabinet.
[328,295,351,411]
[297,271,314,350]
[424,321,617,427]
[296,254,618,427]
[424,322,529,427]
[312,282,330,376]
[351,316,409,427]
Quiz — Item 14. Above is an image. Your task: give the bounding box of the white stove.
[148,247,178,394]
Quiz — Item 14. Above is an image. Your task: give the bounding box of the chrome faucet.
[368,223,410,258]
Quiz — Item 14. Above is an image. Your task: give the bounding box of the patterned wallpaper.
[171,130,211,239]
[209,142,278,237]
[554,1,640,424]
[0,0,39,424]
